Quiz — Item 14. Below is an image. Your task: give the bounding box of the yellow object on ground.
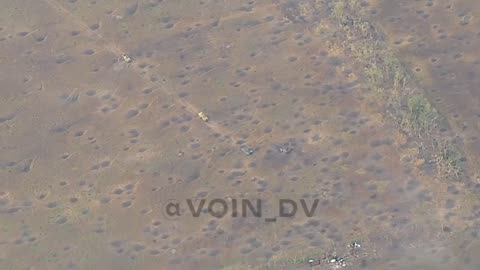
[198,112,209,122]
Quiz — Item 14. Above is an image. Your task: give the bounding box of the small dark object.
[349,241,362,256]
[240,146,255,155]
[349,241,361,249]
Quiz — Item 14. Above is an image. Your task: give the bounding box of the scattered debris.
[240,146,255,156]
[198,112,209,122]
[278,145,293,154]
[122,54,132,63]
[349,241,361,250]
[308,258,320,267]
[349,241,362,257]
[327,255,347,269]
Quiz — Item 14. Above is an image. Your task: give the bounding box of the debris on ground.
[349,241,361,250]
[198,112,209,122]
[122,54,132,63]
[349,241,362,249]
[327,255,347,269]
[278,146,293,154]
[348,241,363,257]
[308,258,320,267]
[240,146,255,156]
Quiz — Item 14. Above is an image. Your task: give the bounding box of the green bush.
[403,95,440,136]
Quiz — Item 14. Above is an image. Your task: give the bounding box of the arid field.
[1,0,480,269]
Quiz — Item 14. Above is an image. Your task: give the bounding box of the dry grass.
[323,0,465,179]
[433,139,464,179]
[401,95,440,136]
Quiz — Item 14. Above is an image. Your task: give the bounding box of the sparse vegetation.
[433,139,464,179]
[402,95,440,137]
[330,0,346,20]
[221,264,254,270]
[222,240,366,270]
[257,251,320,270]
[221,250,323,270]
[322,0,466,179]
